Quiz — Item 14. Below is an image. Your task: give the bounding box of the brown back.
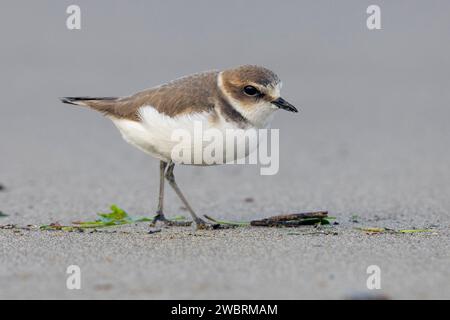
[69,71,220,121]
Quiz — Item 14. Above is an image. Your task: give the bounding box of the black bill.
[271,97,298,113]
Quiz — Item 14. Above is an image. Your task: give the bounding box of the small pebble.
[148,228,162,234]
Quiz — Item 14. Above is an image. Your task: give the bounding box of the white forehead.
[267,81,282,98]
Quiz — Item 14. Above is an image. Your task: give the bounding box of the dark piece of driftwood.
[250,211,328,227]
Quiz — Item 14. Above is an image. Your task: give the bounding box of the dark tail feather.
[60,96,118,106]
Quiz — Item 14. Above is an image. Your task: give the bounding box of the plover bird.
[61,65,297,229]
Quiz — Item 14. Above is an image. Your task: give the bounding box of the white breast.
[110,106,260,165]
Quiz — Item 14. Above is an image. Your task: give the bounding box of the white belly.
[110,106,259,165]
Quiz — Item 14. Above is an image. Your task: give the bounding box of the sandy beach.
[1,1,449,299]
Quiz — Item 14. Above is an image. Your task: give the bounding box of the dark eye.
[243,85,259,96]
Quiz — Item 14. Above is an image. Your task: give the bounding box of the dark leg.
[152,161,192,227]
[165,161,208,229]
[153,161,168,222]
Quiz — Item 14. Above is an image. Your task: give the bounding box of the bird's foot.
[151,213,192,227]
[193,218,221,230]
[151,213,221,230]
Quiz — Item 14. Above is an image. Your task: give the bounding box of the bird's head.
[218,65,297,127]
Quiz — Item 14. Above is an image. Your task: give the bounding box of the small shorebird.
[61,65,297,229]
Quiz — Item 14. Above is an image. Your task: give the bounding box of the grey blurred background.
[0,0,449,299]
